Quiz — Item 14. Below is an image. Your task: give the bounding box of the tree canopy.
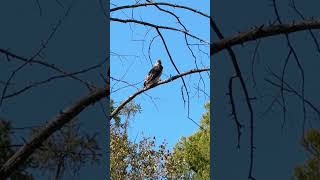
[110,101,210,179]
[294,128,320,180]
[0,118,100,179]
[166,103,210,179]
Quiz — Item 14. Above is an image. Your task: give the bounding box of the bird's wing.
[144,65,162,85]
[145,67,157,80]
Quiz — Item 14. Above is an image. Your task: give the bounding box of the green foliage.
[0,117,100,179]
[110,101,210,179]
[0,119,34,180]
[110,100,172,179]
[0,120,12,165]
[293,128,320,180]
[110,122,171,179]
[31,119,100,179]
[166,102,210,180]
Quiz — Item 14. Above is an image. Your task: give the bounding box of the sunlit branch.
[110,68,209,119]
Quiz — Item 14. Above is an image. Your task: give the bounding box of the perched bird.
[144,59,163,88]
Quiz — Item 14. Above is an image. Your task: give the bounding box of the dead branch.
[212,18,320,55]
[227,76,243,149]
[0,86,109,179]
[2,59,107,101]
[265,78,320,119]
[289,0,320,53]
[110,68,209,119]
[212,20,256,180]
[110,2,209,18]
[155,28,191,118]
[272,0,306,136]
[0,2,74,107]
[0,48,94,90]
[110,17,208,44]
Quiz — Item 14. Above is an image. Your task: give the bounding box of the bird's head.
[155,59,161,65]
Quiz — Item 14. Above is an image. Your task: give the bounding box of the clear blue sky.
[110,0,210,149]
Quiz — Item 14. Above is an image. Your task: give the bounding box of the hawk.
[144,59,163,88]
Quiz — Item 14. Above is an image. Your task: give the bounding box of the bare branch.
[110,2,209,18]
[265,78,320,119]
[227,76,243,149]
[250,40,261,87]
[212,18,320,54]
[0,86,109,179]
[111,68,209,119]
[110,17,209,44]
[0,3,74,106]
[155,28,192,119]
[289,0,320,53]
[212,20,256,180]
[3,59,107,101]
[0,48,96,90]
[272,0,306,137]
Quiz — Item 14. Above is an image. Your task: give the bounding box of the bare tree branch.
[212,18,320,55]
[227,76,243,149]
[155,28,191,118]
[212,19,256,180]
[0,86,109,179]
[110,2,209,18]
[2,59,107,101]
[0,2,74,107]
[272,0,306,137]
[289,0,320,53]
[111,68,209,119]
[265,78,320,120]
[0,48,96,90]
[110,17,209,44]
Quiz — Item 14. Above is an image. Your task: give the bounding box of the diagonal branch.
[0,2,74,107]
[0,48,96,90]
[110,68,209,119]
[212,18,320,55]
[265,78,320,119]
[155,28,191,117]
[289,0,320,53]
[3,59,107,101]
[0,86,109,179]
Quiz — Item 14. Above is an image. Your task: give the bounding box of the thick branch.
[212,18,320,54]
[110,2,209,18]
[110,68,209,119]
[0,86,109,179]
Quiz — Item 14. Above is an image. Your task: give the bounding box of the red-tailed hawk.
[144,59,163,88]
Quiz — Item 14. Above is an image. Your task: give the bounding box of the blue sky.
[110,0,210,149]
[0,1,209,179]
